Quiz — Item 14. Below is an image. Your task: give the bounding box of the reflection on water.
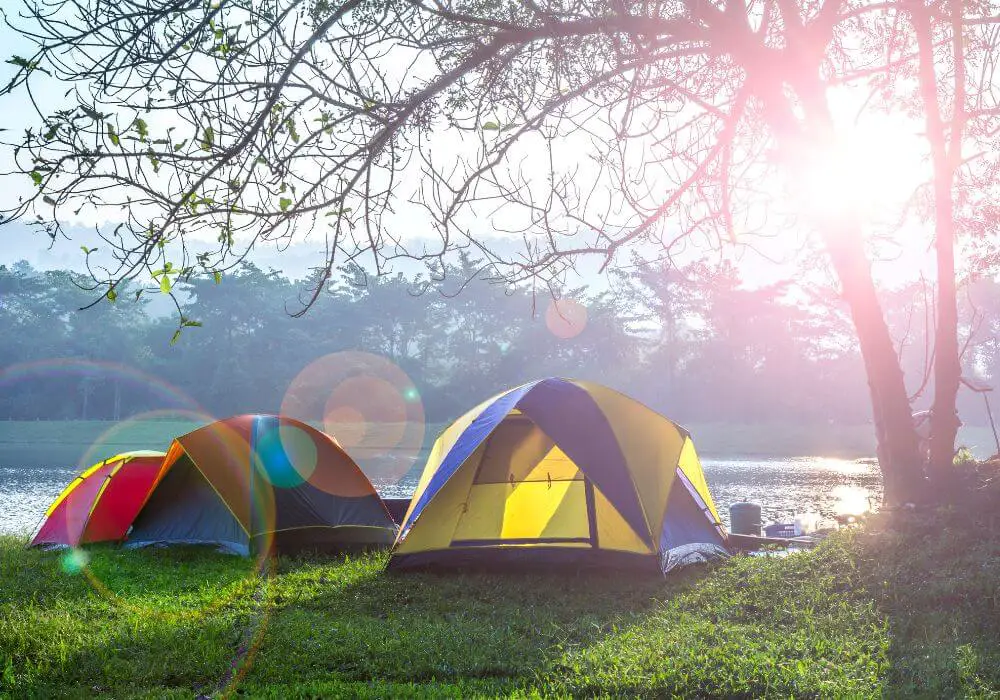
[701,457,880,528]
[1,456,880,536]
[0,465,78,537]
[376,455,880,529]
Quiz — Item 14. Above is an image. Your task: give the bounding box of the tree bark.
[928,172,962,483]
[911,0,963,485]
[823,224,927,504]
[776,73,927,505]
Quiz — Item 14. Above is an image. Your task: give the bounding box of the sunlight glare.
[831,485,873,517]
[787,113,925,223]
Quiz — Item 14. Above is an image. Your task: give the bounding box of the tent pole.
[584,477,598,548]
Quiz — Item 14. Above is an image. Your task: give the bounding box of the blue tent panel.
[516,378,652,546]
[402,381,540,531]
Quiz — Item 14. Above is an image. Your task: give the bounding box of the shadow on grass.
[20,500,997,700]
[2,539,707,696]
[0,537,256,609]
[857,468,1000,697]
[240,551,701,691]
[1,537,269,696]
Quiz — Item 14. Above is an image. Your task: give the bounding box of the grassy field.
[2,419,998,469]
[2,470,999,698]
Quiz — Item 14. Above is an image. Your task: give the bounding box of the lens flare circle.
[281,351,425,485]
[60,548,89,575]
[254,424,318,489]
[0,358,202,420]
[545,298,588,339]
[323,375,408,459]
[77,407,214,471]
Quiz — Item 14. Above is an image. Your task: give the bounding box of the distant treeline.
[2,253,997,427]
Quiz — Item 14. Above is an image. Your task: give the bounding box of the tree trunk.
[928,170,962,482]
[770,75,927,505]
[823,225,926,505]
[911,0,963,485]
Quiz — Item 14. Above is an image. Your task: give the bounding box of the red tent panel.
[31,461,118,547]
[80,456,164,544]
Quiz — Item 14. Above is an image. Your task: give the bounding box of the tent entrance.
[447,413,641,551]
[126,452,250,555]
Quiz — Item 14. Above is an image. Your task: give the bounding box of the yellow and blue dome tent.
[389,378,728,573]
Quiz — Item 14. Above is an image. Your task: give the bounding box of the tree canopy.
[4,256,996,430]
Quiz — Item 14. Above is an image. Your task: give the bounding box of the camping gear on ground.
[125,414,396,555]
[729,502,762,537]
[388,377,728,574]
[763,522,796,538]
[763,513,820,539]
[793,512,820,535]
[30,451,166,547]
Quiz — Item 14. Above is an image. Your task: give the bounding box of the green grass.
[3,474,1000,698]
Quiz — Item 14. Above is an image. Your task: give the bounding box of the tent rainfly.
[125,415,397,555]
[389,378,728,573]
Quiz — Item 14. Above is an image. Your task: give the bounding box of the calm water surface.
[1,457,880,537]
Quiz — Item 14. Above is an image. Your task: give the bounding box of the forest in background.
[2,252,998,429]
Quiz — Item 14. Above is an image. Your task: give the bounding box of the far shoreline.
[1,419,996,469]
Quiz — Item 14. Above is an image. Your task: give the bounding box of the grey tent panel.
[658,472,726,552]
[126,454,250,555]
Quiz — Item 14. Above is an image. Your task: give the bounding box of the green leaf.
[159,275,172,293]
[173,139,188,152]
[107,123,120,146]
[80,245,92,255]
[279,197,292,212]
[29,171,42,186]
[481,121,500,131]
[106,288,117,303]
[213,271,222,284]
[325,207,352,216]
[134,118,148,141]
[182,319,203,328]
[170,329,182,345]
[200,126,214,151]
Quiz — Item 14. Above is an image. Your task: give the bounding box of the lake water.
[1,456,880,537]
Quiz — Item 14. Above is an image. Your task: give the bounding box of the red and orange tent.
[122,415,396,555]
[30,451,165,547]
[32,415,397,556]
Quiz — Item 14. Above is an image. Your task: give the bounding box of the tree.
[4,0,999,502]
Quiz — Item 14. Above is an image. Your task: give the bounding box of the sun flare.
[787,112,927,223]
